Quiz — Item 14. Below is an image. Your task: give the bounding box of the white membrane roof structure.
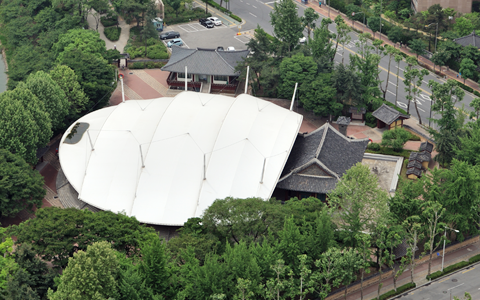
[59,92,303,226]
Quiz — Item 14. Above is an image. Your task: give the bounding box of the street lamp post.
[351,12,365,33]
[426,22,439,53]
[441,226,460,272]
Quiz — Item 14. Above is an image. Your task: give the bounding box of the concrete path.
[86,10,130,53]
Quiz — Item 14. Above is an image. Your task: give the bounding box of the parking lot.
[161,21,252,51]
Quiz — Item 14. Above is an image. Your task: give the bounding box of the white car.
[299,36,307,44]
[226,46,235,51]
[208,17,222,26]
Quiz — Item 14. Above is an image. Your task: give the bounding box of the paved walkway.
[302,2,480,94]
[86,9,130,53]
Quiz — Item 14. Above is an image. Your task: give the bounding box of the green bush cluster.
[426,260,469,280]
[366,112,376,128]
[205,0,242,22]
[366,145,413,159]
[130,61,166,69]
[469,254,480,264]
[371,282,416,300]
[104,27,121,41]
[164,8,212,25]
[367,142,381,151]
[409,133,421,141]
[457,81,480,98]
[126,43,168,59]
[101,16,118,27]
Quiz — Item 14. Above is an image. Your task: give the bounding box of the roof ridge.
[315,123,329,158]
[217,51,236,72]
[162,47,198,70]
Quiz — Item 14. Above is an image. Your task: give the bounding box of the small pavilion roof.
[372,104,410,125]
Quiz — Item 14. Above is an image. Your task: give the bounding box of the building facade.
[411,0,472,14]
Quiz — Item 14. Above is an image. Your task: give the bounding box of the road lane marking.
[418,107,425,112]
[422,80,429,84]
[397,102,407,108]
[252,5,257,8]
[389,81,397,87]
[264,0,278,3]
[462,267,475,274]
[249,12,257,17]
[447,283,464,290]
[395,66,404,71]
[387,90,395,96]
[438,277,450,283]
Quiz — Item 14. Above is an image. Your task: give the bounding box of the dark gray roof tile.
[419,141,434,153]
[161,46,249,76]
[372,104,410,125]
[276,174,338,194]
[406,167,422,177]
[407,160,423,170]
[454,31,480,48]
[337,116,351,125]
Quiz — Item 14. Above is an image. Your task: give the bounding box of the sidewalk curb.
[390,260,480,299]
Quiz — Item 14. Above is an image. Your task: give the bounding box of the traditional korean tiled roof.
[336,116,351,125]
[406,167,422,177]
[372,104,410,125]
[407,159,423,170]
[161,46,249,76]
[419,141,434,153]
[276,123,369,194]
[454,31,480,48]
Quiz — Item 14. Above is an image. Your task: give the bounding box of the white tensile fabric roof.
[59,92,303,226]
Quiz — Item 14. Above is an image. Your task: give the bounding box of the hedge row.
[104,27,121,41]
[205,0,242,22]
[382,100,409,115]
[126,43,169,59]
[164,9,212,25]
[426,260,469,280]
[101,16,118,27]
[371,282,416,300]
[457,81,480,98]
[130,61,166,69]
[469,253,480,264]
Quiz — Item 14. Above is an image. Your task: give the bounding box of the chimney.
[336,116,351,137]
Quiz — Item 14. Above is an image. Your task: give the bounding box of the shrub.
[367,143,381,151]
[381,127,411,152]
[409,133,421,141]
[426,260,469,280]
[366,112,376,128]
[371,282,416,300]
[230,14,242,22]
[104,27,121,41]
[469,254,480,264]
[146,62,156,69]
[101,16,118,27]
[130,62,145,69]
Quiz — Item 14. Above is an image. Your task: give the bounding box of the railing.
[166,73,201,89]
[211,83,237,93]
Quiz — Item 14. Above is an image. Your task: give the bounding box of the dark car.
[200,19,214,28]
[160,31,180,40]
[217,46,224,51]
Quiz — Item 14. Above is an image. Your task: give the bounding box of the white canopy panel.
[59,92,303,225]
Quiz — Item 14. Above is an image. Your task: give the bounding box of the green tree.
[381,127,411,151]
[460,45,480,65]
[356,233,371,300]
[48,241,120,300]
[335,19,352,64]
[408,39,425,58]
[328,163,389,247]
[403,57,429,124]
[0,149,45,217]
[311,248,343,299]
[403,215,424,284]
[234,278,255,300]
[301,8,319,39]
[26,71,69,131]
[394,53,403,106]
[387,26,403,45]
[277,216,305,276]
[422,200,445,277]
[264,259,291,300]
[0,85,52,164]
[270,0,303,52]
[310,18,336,65]
[53,29,106,62]
[350,33,382,106]
[49,65,89,121]
[454,17,474,37]
[10,207,157,268]
[431,50,451,72]
[331,63,362,107]
[138,237,171,297]
[454,292,472,300]
[304,208,335,262]
[299,73,340,118]
[0,230,18,299]
[456,121,480,163]
[278,53,317,99]
[5,244,56,300]
[459,58,476,84]
[338,248,363,300]
[469,98,480,119]
[381,45,399,99]
[367,16,381,39]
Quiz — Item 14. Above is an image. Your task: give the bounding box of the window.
[213,75,228,84]
[177,72,192,82]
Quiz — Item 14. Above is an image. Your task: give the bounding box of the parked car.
[160,31,180,40]
[167,38,184,48]
[200,19,214,28]
[208,17,222,26]
[217,46,225,51]
[226,46,235,51]
[299,36,307,44]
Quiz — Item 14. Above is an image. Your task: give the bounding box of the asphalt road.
[217,0,476,126]
[398,264,480,300]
